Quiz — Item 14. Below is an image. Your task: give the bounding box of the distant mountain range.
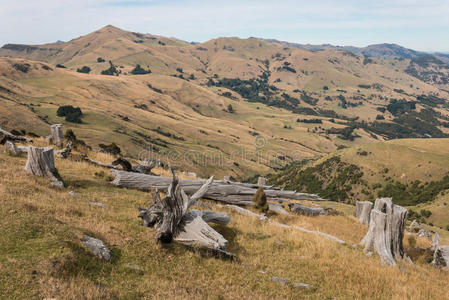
[264,39,449,64]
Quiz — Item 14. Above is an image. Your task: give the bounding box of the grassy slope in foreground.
[1,148,449,299]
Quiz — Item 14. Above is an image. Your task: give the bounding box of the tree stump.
[137,170,235,257]
[432,245,449,270]
[355,201,373,225]
[257,177,267,187]
[50,124,63,147]
[360,198,408,266]
[4,141,20,156]
[24,146,64,187]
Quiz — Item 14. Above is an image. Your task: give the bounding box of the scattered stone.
[274,240,286,246]
[124,264,143,274]
[366,251,373,257]
[88,202,107,209]
[50,180,65,189]
[69,191,80,198]
[258,270,266,274]
[83,235,111,261]
[293,282,314,290]
[272,276,289,286]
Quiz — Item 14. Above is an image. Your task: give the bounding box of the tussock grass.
[1,149,449,299]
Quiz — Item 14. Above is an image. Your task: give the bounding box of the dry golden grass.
[1,147,449,299]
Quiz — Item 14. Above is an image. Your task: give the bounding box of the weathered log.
[432,245,449,270]
[111,170,324,204]
[225,204,345,244]
[360,198,408,266]
[0,127,33,144]
[189,209,231,225]
[268,203,290,215]
[137,171,234,256]
[289,203,326,216]
[417,229,432,239]
[24,146,64,187]
[355,201,373,225]
[408,219,419,231]
[50,124,63,147]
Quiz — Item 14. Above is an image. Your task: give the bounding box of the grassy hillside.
[2,145,449,299]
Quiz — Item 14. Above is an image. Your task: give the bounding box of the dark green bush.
[252,187,268,214]
[76,66,91,73]
[99,143,121,155]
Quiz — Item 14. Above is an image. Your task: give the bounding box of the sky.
[1,0,449,52]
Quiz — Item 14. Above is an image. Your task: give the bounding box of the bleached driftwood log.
[432,245,449,270]
[0,127,33,144]
[268,203,290,215]
[24,146,64,188]
[226,205,268,221]
[111,170,323,204]
[289,203,326,216]
[355,201,373,225]
[137,170,235,258]
[258,177,267,187]
[50,124,63,147]
[360,198,408,266]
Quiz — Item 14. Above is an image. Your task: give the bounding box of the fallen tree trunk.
[24,146,64,188]
[0,127,33,144]
[189,209,231,225]
[111,170,323,204]
[81,155,157,175]
[289,203,326,216]
[355,201,373,225]
[137,170,235,258]
[55,141,73,158]
[360,197,408,266]
[225,205,345,244]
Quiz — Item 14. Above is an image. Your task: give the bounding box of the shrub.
[57,105,83,123]
[99,143,121,155]
[56,64,66,68]
[101,61,119,76]
[420,209,432,218]
[64,129,89,150]
[131,64,151,75]
[13,63,30,73]
[376,114,385,120]
[228,104,234,113]
[252,187,268,214]
[97,57,105,63]
[76,66,91,74]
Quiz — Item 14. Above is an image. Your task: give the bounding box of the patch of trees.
[97,57,105,63]
[376,114,385,120]
[276,62,296,73]
[281,93,300,106]
[101,61,119,76]
[76,66,91,74]
[56,105,83,123]
[386,99,416,116]
[300,93,318,106]
[416,94,446,107]
[56,64,66,68]
[327,125,360,141]
[297,118,322,124]
[358,84,371,89]
[151,127,185,141]
[131,64,151,75]
[13,63,30,73]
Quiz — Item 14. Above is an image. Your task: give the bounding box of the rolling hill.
[1,25,449,179]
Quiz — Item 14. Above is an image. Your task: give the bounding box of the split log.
[111,170,323,204]
[24,146,64,187]
[432,245,449,270]
[289,203,326,216]
[50,124,63,147]
[355,201,373,225]
[0,127,33,144]
[137,170,235,257]
[360,198,408,266]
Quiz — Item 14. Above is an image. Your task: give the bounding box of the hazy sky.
[1,0,448,51]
